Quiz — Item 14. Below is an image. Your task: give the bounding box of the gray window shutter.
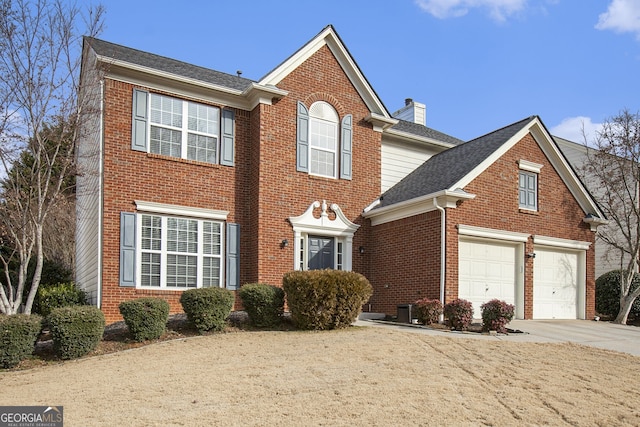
[340,114,353,180]
[120,212,137,287]
[220,108,235,166]
[131,89,148,152]
[296,101,309,172]
[226,223,240,290]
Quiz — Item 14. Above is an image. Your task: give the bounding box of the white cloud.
[595,0,640,40]
[414,0,528,23]
[549,116,603,144]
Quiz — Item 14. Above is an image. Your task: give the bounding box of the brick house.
[76,26,605,323]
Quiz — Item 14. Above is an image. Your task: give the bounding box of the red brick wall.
[98,44,382,323]
[369,133,596,319]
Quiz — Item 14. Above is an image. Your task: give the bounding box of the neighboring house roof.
[379,117,532,207]
[85,37,255,92]
[389,119,465,147]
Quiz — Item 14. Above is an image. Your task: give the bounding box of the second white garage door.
[459,239,517,318]
[533,247,579,319]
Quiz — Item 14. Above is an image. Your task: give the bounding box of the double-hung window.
[131,89,235,166]
[139,214,222,289]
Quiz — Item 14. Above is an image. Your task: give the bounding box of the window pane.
[150,126,181,158]
[166,254,197,288]
[187,133,217,164]
[188,103,219,134]
[167,218,198,253]
[310,149,335,176]
[141,252,161,287]
[141,215,161,251]
[202,257,220,287]
[150,94,182,128]
[203,221,221,255]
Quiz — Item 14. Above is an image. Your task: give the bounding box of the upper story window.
[296,101,352,180]
[131,89,235,166]
[518,160,543,211]
[309,102,339,178]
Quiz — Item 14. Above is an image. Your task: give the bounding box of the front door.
[308,236,334,270]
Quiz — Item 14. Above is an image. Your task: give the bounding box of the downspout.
[434,197,446,323]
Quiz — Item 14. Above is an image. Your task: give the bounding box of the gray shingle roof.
[85,37,255,92]
[379,116,535,207]
[390,119,464,146]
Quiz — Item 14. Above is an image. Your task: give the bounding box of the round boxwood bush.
[47,306,105,360]
[33,282,87,317]
[119,298,170,341]
[596,270,640,319]
[444,298,474,331]
[179,287,234,333]
[0,314,43,369]
[480,299,515,333]
[414,298,443,325]
[282,270,373,330]
[239,283,285,328]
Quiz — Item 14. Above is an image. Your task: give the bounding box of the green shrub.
[480,299,515,333]
[179,287,234,333]
[596,270,640,319]
[282,270,373,330]
[0,314,43,369]
[47,306,105,360]
[34,282,86,317]
[414,298,443,325]
[119,298,170,341]
[444,298,474,331]
[239,283,285,328]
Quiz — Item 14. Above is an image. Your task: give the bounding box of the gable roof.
[365,115,605,225]
[379,117,532,207]
[259,25,392,122]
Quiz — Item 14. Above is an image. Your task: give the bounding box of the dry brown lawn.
[2,324,640,426]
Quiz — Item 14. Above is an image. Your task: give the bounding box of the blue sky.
[96,0,640,143]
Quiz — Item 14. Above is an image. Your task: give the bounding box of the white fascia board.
[528,121,606,219]
[98,56,286,111]
[384,127,458,149]
[135,200,229,221]
[260,26,388,117]
[365,113,398,132]
[363,190,475,226]
[533,235,592,251]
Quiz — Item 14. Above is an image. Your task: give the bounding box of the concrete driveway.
[357,317,640,356]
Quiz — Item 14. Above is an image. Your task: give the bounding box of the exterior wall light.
[281,239,288,249]
[359,246,365,254]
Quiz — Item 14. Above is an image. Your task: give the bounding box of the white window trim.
[518,159,543,173]
[136,213,224,290]
[309,101,339,179]
[135,200,229,221]
[148,93,220,163]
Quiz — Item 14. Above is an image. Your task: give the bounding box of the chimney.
[392,99,427,126]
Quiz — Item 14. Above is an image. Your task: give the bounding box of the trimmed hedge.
[239,283,285,328]
[34,282,86,317]
[119,298,170,341]
[47,306,105,360]
[414,298,443,325]
[444,298,474,331]
[596,270,640,319]
[481,299,515,333]
[180,287,234,333]
[0,314,43,369]
[282,270,373,330]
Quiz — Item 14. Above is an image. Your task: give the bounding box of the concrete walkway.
[355,317,640,356]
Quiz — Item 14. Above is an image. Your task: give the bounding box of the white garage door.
[459,239,516,318]
[533,247,578,319]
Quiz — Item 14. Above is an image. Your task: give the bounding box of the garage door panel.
[533,247,579,319]
[459,239,516,318]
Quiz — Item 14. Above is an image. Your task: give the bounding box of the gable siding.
[381,140,438,193]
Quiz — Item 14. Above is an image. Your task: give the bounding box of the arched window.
[309,101,339,178]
